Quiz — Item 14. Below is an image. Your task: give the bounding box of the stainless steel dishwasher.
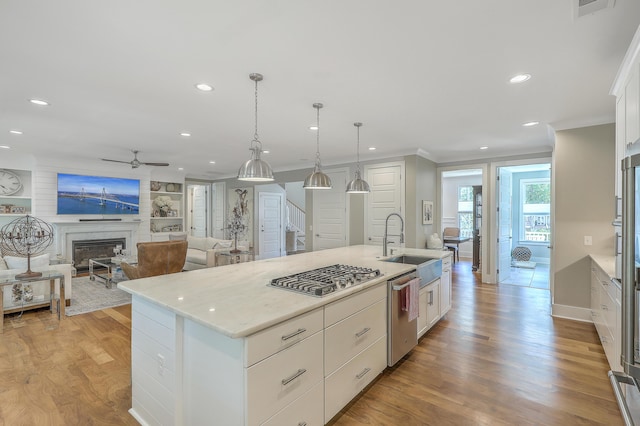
[388,270,418,366]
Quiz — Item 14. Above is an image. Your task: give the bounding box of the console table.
[0,271,65,332]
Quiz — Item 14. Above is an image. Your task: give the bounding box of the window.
[458,185,473,238]
[520,179,550,242]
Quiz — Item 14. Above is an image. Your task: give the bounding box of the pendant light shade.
[346,122,371,193]
[303,103,332,190]
[238,73,274,182]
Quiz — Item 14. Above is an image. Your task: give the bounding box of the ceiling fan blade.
[101,158,133,164]
[141,162,170,166]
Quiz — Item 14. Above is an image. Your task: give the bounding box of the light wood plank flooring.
[0,260,623,425]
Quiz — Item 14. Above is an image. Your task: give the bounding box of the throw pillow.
[4,253,50,270]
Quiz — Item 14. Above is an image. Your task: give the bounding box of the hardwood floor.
[0,260,623,425]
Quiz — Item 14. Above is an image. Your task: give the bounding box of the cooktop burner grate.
[269,264,382,297]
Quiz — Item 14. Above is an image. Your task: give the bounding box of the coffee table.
[89,257,136,288]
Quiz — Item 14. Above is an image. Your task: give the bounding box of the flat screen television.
[57,173,140,215]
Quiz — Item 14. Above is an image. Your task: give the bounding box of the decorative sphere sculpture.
[0,215,54,279]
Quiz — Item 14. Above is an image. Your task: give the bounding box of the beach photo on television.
[57,173,140,215]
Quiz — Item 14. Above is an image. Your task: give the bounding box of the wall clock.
[0,169,23,196]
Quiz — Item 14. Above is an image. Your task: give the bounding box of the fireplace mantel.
[53,220,142,262]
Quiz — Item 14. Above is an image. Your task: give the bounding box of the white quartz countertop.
[590,254,619,284]
[118,245,451,338]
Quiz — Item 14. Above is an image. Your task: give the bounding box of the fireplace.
[72,238,127,271]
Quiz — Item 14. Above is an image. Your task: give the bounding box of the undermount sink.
[382,255,442,286]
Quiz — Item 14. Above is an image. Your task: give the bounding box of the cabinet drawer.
[261,380,324,426]
[325,283,386,327]
[324,336,387,422]
[247,331,323,426]
[325,298,387,374]
[245,307,323,366]
[442,256,452,270]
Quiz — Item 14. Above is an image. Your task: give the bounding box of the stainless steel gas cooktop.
[269,264,382,297]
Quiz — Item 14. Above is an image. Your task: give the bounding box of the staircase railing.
[286,200,305,250]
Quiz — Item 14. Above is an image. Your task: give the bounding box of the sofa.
[0,253,74,310]
[172,235,247,271]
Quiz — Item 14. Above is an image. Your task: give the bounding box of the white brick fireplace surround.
[52,221,142,264]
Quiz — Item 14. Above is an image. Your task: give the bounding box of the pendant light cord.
[315,106,321,166]
[356,124,361,173]
[253,78,260,147]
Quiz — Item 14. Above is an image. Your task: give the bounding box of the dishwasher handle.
[389,272,417,291]
[392,280,416,291]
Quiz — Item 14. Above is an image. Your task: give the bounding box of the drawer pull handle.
[355,327,371,338]
[356,367,371,380]
[428,290,434,305]
[281,328,307,341]
[601,304,608,310]
[298,423,307,426]
[282,368,307,386]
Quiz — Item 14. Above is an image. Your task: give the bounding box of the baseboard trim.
[551,303,592,323]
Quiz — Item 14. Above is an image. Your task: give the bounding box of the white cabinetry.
[613,26,640,206]
[417,254,452,338]
[129,281,389,426]
[440,256,452,316]
[150,180,184,240]
[626,63,640,146]
[324,283,387,422]
[590,259,621,371]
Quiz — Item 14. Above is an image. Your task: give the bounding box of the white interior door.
[313,169,348,251]
[497,167,512,283]
[189,185,207,237]
[364,162,404,246]
[259,192,283,259]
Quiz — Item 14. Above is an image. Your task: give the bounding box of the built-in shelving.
[0,168,32,222]
[150,180,183,238]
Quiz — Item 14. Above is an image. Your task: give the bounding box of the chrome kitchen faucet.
[383,212,404,256]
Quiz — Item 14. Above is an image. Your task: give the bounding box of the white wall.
[553,124,614,319]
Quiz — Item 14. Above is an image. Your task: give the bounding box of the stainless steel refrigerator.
[611,152,640,425]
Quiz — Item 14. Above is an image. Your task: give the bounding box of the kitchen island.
[119,245,450,425]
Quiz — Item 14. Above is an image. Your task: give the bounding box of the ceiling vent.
[573,0,615,19]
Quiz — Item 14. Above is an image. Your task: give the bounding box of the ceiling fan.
[101,150,169,168]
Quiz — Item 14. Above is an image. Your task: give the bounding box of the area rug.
[512,260,537,269]
[65,276,131,316]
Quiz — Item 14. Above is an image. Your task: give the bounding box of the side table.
[0,270,65,332]
[215,250,254,266]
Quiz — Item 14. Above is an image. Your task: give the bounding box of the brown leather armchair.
[121,240,188,280]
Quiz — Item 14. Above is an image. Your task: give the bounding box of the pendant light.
[346,122,371,193]
[303,103,332,189]
[237,73,274,182]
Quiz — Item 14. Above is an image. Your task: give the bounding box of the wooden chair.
[121,240,188,280]
[443,227,460,263]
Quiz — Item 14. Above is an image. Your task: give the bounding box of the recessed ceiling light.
[178,167,184,171]
[180,132,191,137]
[209,161,216,164]
[522,121,540,127]
[195,83,213,92]
[480,146,489,150]
[509,74,531,84]
[368,147,376,151]
[209,307,216,312]
[309,125,318,130]
[9,130,22,135]
[263,150,270,154]
[0,145,10,149]
[29,99,49,106]
[177,296,184,301]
